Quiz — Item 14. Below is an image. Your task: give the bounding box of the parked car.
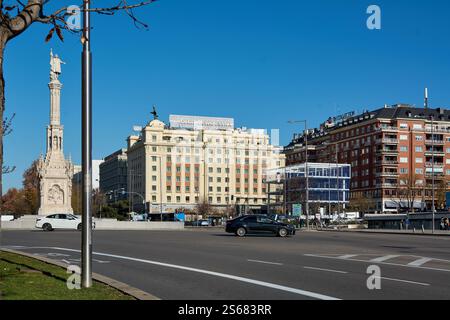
[225,215,295,237]
[36,214,95,231]
[191,219,210,227]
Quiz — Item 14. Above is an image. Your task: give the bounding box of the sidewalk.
[316,228,450,237]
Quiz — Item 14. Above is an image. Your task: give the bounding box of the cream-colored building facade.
[126,115,285,213]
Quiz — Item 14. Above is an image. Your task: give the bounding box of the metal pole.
[159,156,163,221]
[336,142,339,218]
[305,121,309,230]
[81,0,93,288]
[431,116,435,233]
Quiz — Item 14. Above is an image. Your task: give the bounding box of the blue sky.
[4,0,450,191]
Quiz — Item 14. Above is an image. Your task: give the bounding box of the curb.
[0,248,160,300]
[316,228,450,237]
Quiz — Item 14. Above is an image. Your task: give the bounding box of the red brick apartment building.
[284,104,450,213]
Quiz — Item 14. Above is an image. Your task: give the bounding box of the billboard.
[169,115,234,131]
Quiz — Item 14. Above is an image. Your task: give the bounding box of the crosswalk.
[304,253,450,272]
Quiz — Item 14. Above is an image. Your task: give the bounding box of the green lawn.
[0,251,134,300]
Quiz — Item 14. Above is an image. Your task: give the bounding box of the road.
[2,229,450,300]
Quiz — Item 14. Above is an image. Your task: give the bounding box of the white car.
[36,214,95,231]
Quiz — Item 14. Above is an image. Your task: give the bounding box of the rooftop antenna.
[424,87,429,109]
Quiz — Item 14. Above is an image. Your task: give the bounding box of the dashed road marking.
[303,266,348,274]
[378,277,430,286]
[407,257,433,267]
[247,259,283,266]
[370,255,400,263]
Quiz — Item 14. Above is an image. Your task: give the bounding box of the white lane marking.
[408,257,433,267]
[303,266,348,274]
[304,254,450,273]
[377,277,430,286]
[9,246,340,300]
[338,254,358,259]
[370,255,400,263]
[247,259,283,266]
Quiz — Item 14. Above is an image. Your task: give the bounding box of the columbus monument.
[37,50,74,214]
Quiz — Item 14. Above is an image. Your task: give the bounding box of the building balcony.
[376,138,399,144]
[376,160,398,166]
[425,162,444,168]
[376,149,399,155]
[376,183,398,188]
[375,126,398,132]
[424,150,445,156]
[425,140,445,145]
[375,172,399,177]
[425,172,445,178]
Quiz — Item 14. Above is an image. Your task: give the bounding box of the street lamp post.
[81,0,93,288]
[431,115,436,233]
[288,120,309,230]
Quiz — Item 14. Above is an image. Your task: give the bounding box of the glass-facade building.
[266,163,351,214]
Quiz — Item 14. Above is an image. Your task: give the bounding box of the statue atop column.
[50,49,65,81]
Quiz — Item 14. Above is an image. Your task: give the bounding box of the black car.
[225,215,296,237]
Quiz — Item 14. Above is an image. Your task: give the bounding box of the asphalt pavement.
[1,228,450,300]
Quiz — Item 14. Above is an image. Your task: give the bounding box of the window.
[152,175,157,181]
[400,168,408,174]
[415,135,423,141]
[400,146,408,152]
[415,146,423,152]
[400,135,408,141]
[416,158,423,163]
[413,124,422,129]
[152,156,157,162]
[152,166,157,171]
[400,157,408,163]
[415,168,423,174]
[400,123,408,129]
[167,196,171,203]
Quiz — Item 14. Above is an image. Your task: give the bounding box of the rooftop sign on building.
[169,115,234,131]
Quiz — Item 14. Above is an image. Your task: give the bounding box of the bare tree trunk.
[0,30,6,234]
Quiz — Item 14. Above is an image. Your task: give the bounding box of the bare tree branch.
[35,0,156,30]
[6,0,43,41]
[2,165,15,174]
[2,112,14,136]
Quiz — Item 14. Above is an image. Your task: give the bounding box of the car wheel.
[77,223,82,231]
[43,223,53,232]
[236,227,246,237]
[278,228,288,238]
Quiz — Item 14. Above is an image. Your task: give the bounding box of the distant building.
[266,163,351,215]
[284,104,450,213]
[99,149,128,203]
[126,114,285,213]
[73,160,104,190]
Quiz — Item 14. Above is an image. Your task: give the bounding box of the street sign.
[293,204,302,216]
